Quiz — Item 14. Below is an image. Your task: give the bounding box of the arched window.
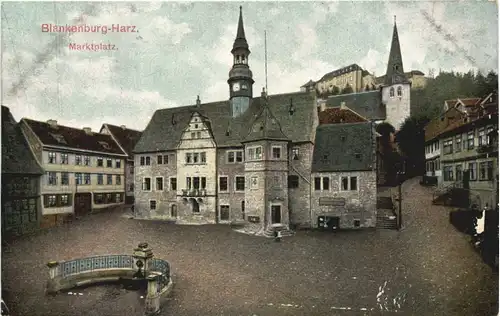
[389,87,395,97]
[397,86,402,97]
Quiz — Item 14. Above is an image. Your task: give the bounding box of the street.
[1,178,498,316]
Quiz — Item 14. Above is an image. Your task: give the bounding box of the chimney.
[47,119,57,128]
[83,127,93,135]
[340,101,347,110]
[196,95,201,107]
[120,125,126,130]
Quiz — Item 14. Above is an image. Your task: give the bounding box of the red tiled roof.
[460,98,482,107]
[424,107,465,142]
[102,124,142,158]
[22,118,126,156]
[318,107,368,124]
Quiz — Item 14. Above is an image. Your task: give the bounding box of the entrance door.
[74,193,92,217]
[170,204,177,218]
[271,205,281,224]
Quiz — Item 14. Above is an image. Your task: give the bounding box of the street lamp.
[396,162,405,230]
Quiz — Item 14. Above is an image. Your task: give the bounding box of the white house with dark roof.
[20,118,128,227]
[132,7,380,235]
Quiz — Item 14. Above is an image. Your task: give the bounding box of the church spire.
[384,15,406,85]
[232,6,249,53]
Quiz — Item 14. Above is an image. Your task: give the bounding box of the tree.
[331,85,340,96]
[395,115,430,177]
[341,84,353,94]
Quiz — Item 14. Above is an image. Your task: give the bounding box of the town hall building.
[132,7,403,235]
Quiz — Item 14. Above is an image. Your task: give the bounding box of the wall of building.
[311,170,377,229]
[316,69,364,93]
[381,83,411,130]
[40,150,125,214]
[288,142,313,228]
[425,139,442,181]
[408,75,427,89]
[134,151,177,219]
[125,160,134,200]
[216,147,246,222]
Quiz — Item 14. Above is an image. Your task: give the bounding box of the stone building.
[133,7,378,234]
[425,91,498,208]
[318,18,412,131]
[20,118,128,227]
[311,122,377,229]
[99,124,143,204]
[311,64,373,94]
[1,106,44,238]
[375,70,427,90]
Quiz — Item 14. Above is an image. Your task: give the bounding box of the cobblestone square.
[2,178,497,315]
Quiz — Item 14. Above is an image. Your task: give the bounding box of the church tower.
[228,6,254,118]
[381,16,411,130]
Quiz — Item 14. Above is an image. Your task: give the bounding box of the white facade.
[425,140,442,180]
[381,83,411,130]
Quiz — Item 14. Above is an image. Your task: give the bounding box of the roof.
[312,122,374,172]
[325,90,385,120]
[232,6,249,53]
[102,124,142,158]
[424,107,466,142]
[133,91,316,153]
[384,21,408,85]
[318,107,368,124]
[22,119,126,156]
[318,64,363,82]
[243,95,288,142]
[301,80,316,88]
[2,106,43,175]
[375,70,424,84]
[438,112,498,140]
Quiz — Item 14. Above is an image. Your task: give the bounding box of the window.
[186,153,192,163]
[170,177,177,191]
[116,175,121,185]
[193,153,199,163]
[389,87,395,97]
[246,176,257,189]
[468,163,477,181]
[397,86,402,97]
[273,176,281,188]
[47,172,57,185]
[61,172,69,185]
[60,194,70,206]
[97,174,104,185]
[143,178,152,191]
[75,155,82,165]
[115,160,121,168]
[227,150,243,163]
[186,177,192,190]
[107,174,113,185]
[467,132,474,150]
[75,173,82,185]
[288,175,299,188]
[487,126,494,144]
[193,177,200,189]
[455,135,462,152]
[479,161,493,181]
[219,176,228,191]
[247,146,262,160]
[156,177,163,191]
[96,157,103,167]
[48,152,57,164]
[314,177,321,191]
[84,173,91,185]
[456,165,462,181]
[341,176,349,190]
[197,132,201,138]
[115,193,121,203]
[47,195,57,207]
[272,146,282,159]
[436,159,440,170]
[145,157,151,165]
[322,177,329,190]
[191,132,196,139]
[84,156,91,166]
[60,153,69,164]
[140,156,145,166]
[220,205,230,221]
[443,166,454,181]
[478,129,486,146]
[235,176,245,191]
[443,139,453,154]
[200,152,206,163]
[292,148,299,160]
[241,201,245,219]
[150,200,157,210]
[163,155,169,164]
[157,155,163,164]
[350,176,358,190]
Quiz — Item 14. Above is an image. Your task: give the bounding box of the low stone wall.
[46,244,173,316]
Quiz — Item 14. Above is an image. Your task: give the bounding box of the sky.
[1,1,498,132]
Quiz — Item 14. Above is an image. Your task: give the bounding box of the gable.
[178,112,216,149]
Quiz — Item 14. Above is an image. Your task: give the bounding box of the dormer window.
[98,141,110,149]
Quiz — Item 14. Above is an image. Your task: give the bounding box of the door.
[170,204,177,218]
[326,216,340,230]
[271,205,281,224]
[74,193,92,217]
